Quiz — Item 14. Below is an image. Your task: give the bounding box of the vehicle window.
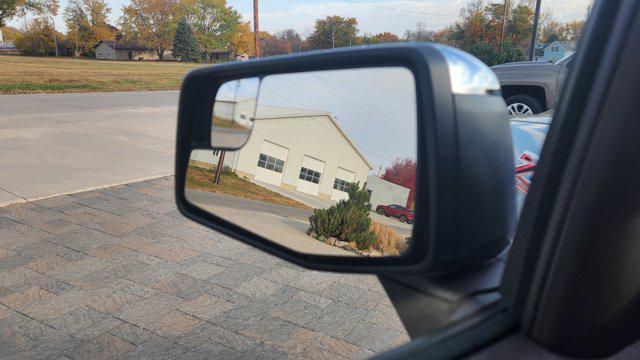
[0,0,591,358]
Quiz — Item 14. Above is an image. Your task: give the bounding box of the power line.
[341,0,457,17]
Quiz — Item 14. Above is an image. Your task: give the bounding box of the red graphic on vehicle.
[515,151,538,194]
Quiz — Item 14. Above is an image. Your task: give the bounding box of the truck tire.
[506,95,543,115]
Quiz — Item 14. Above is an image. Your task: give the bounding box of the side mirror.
[175,44,516,275]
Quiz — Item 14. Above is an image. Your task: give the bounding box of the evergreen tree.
[172,17,199,62]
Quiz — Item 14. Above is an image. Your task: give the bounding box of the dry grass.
[0,55,204,94]
[370,221,409,256]
[185,164,312,210]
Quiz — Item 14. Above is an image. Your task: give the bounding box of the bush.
[370,221,408,256]
[309,183,376,250]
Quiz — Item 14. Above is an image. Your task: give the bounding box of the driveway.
[0,176,409,359]
[0,91,179,207]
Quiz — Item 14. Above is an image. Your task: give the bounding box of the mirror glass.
[211,77,260,148]
[186,67,417,257]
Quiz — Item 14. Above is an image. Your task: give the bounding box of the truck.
[492,54,574,115]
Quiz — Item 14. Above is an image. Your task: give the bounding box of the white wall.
[366,175,410,208]
[234,115,371,198]
[189,149,237,168]
[95,43,115,60]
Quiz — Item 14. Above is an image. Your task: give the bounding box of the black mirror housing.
[175,43,516,276]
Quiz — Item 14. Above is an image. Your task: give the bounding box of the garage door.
[296,156,325,196]
[331,167,356,201]
[254,140,288,186]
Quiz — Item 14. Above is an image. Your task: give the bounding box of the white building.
[365,175,410,208]
[191,105,373,202]
[94,41,173,61]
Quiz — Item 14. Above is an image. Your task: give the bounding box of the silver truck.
[492,54,574,115]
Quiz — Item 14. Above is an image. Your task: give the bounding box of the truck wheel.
[506,95,543,115]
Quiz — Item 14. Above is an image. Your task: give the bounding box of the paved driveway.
[0,91,178,206]
[0,176,409,359]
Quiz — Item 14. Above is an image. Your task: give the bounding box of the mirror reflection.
[211,77,260,148]
[187,67,417,257]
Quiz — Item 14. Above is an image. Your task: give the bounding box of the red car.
[375,204,414,224]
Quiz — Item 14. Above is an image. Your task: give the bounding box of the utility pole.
[253,0,260,58]
[332,26,335,49]
[213,151,226,184]
[529,0,542,61]
[500,0,508,46]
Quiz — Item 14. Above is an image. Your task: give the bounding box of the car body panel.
[510,112,552,210]
[492,56,573,110]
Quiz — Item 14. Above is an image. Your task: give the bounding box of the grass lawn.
[0,55,204,94]
[185,164,312,210]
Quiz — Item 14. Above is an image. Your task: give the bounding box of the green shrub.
[309,183,377,250]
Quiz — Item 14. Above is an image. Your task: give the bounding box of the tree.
[181,0,241,61]
[172,17,198,61]
[1,26,21,43]
[404,22,435,42]
[308,15,358,50]
[63,0,115,56]
[120,0,179,60]
[309,183,376,250]
[231,21,253,56]
[469,38,525,66]
[373,32,399,43]
[14,17,63,55]
[259,32,291,57]
[276,28,302,52]
[382,157,416,208]
[1,0,21,27]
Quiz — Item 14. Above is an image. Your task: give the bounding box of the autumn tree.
[63,0,115,56]
[120,0,179,60]
[259,32,290,57]
[1,26,21,43]
[382,157,416,208]
[308,15,358,49]
[181,0,241,61]
[231,21,253,56]
[14,17,63,55]
[276,28,302,52]
[373,32,400,43]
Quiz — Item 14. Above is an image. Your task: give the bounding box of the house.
[365,175,410,209]
[190,104,373,202]
[532,44,545,62]
[236,53,250,62]
[542,41,576,63]
[93,41,173,61]
[0,44,18,54]
[205,51,231,62]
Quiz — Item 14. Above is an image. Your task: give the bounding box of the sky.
[8,0,592,37]
[256,67,416,172]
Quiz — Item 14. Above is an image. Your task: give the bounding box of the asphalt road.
[185,188,312,220]
[0,91,179,206]
[185,188,412,250]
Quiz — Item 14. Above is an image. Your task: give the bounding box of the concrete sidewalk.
[0,91,179,207]
[0,176,409,359]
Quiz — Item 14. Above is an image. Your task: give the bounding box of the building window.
[257,153,284,173]
[299,167,321,184]
[333,178,352,192]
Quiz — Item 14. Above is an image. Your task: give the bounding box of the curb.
[0,173,175,208]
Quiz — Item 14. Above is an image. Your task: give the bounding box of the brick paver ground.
[0,176,409,359]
